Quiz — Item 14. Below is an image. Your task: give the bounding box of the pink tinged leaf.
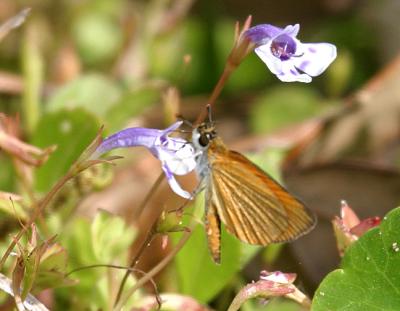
[333,200,381,256]
[133,293,211,311]
[340,200,360,228]
[350,217,381,237]
[332,216,357,257]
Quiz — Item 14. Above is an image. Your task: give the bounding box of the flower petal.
[93,120,197,198]
[276,65,312,83]
[245,24,283,45]
[94,128,159,157]
[161,163,192,199]
[281,24,300,37]
[254,44,311,83]
[294,42,337,77]
[160,120,183,136]
[156,138,196,175]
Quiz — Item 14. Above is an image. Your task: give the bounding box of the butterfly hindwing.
[207,141,316,246]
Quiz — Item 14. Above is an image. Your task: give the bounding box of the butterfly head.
[192,122,217,150]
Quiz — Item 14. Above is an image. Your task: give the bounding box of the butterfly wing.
[207,141,316,246]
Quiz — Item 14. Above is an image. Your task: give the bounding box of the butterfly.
[191,116,316,263]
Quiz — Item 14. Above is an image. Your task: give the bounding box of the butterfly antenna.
[176,114,194,128]
[206,105,213,124]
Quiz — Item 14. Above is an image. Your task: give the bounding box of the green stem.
[22,21,43,135]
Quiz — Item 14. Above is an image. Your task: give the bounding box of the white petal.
[171,143,197,175]
[261,271,290,284]
[255,45,311,83]
[254,43,283,75]
[162,164,192,199]
[276,63,312,83]
[156,138,196,175]
[294,42,337,77]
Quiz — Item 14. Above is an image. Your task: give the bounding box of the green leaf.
[46,74,121,117]
[312,207,400,311]
[175,215,242,303]
[35,243,77,290]
[32,108,100,192]
[62,218,97,268]
[56,211,137,310]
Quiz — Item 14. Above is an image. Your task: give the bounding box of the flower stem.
[194,61,236,126]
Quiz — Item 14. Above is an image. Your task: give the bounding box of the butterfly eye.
[198,133,210,147]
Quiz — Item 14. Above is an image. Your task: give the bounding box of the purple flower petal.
[94,121,196,199]
[245,24,283,45]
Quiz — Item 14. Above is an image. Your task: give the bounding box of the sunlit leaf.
[56,211,137,310]
[72,12,123,65]
[35,244,76,289]
[46,74,121,117]
[32,108,100,192]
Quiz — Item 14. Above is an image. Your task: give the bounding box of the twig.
[114,219,158,306]
[114,225,193,311]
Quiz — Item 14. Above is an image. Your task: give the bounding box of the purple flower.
[93,121,196,199]
[245,24,336,83]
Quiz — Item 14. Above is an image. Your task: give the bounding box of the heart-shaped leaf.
[312,207,400,310]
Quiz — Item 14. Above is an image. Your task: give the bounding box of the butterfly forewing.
[207,138,316,246]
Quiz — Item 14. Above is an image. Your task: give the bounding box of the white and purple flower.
[245,23,336,83]
[93,121,196,199]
